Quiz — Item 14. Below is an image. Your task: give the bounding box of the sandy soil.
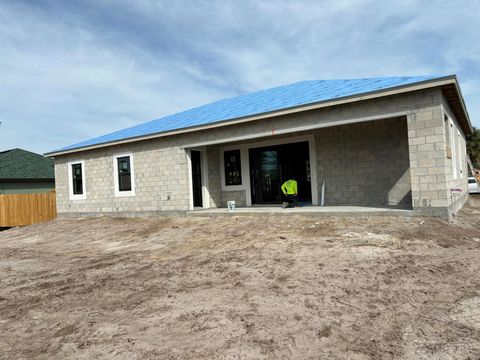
[1,198,480,359]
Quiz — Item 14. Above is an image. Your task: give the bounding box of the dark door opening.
[191,150,203,207]
[249,141,312,205]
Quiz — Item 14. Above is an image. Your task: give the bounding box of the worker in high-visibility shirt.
[281,178,298,208]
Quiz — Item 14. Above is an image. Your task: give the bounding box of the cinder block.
[427,167,447,175]
[416,128,435,137]
[407,121,426,130]
[409,137,426,145]
[418,143,434,152]
[415,111,434,121]
[430,199,448,207]
[426,135,444,144]
[418,159,437,167]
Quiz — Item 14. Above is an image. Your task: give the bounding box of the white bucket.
[227,200,236,212]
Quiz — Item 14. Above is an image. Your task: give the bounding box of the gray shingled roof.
[0,148,54,180]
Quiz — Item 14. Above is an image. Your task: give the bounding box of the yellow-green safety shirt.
[281,179,298,195]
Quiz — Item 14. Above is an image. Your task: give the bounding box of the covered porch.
[185,115,413,213]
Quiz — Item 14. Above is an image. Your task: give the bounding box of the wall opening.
[190,150,203,207]
[249,141,311,205]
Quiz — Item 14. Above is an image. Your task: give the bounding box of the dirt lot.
[1,199,480,359]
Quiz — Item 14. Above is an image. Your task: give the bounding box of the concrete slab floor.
[187,206,413,217]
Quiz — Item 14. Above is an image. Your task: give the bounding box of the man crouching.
[281,178,298,208]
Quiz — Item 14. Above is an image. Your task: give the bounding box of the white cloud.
[0,0,478,154]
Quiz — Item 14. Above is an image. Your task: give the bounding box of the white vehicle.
[468,177,480,194]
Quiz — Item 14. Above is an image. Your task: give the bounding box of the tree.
[467,126,480,168]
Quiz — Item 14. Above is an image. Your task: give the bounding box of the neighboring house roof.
[0,148,55,180]
[47,75,472,156]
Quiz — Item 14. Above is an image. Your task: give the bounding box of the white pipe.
[321,180,325,207]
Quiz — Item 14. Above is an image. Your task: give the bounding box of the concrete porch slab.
[187,206,413,218]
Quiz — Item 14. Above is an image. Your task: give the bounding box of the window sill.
[114,191,136,198]
[221,185,245,192]
[69,194,86,200]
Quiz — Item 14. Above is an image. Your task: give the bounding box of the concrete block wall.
[221,190,247,207]
[406,103,449,217]
[55,138,191,216]
[206,145,222,208]
[406,91,469,218]
[315,117,411,208]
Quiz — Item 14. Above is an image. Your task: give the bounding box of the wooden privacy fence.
[0,192,57,227]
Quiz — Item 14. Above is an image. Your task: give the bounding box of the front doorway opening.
[249,141,312,205]
[191,150,203,207]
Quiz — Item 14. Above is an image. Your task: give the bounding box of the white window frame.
[186,148,210,210]
[457,130,464,178]
[113,153,136,197]
[222,149,243,189]
[220,148,248,192]
[450,120,458,180]
[68,160,86,200]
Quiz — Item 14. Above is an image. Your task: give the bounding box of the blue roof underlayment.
[54,75,444,152]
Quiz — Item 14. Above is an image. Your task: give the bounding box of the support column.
[407,106,450,218]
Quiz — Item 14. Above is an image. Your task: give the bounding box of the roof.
[0,148,55,180]
[47,75,472,156]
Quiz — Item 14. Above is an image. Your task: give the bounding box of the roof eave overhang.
[439,77,473,136]
[45,75,472,157]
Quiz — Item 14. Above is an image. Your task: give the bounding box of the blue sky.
[0,0,479,154]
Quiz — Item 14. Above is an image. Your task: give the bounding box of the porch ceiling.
[182,113,407,149]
